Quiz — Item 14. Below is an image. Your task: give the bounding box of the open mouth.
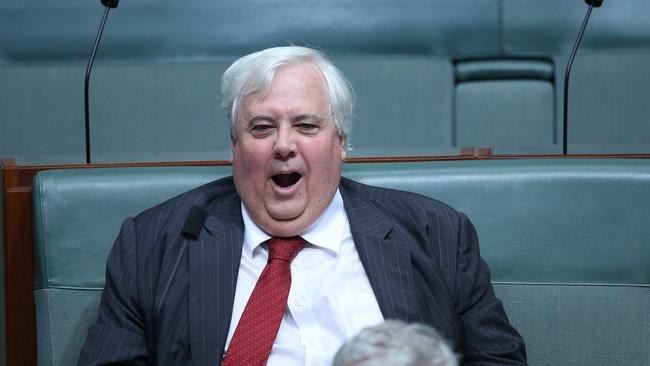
[272,172,302,188]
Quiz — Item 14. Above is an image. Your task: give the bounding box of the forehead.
[239,62,330,116]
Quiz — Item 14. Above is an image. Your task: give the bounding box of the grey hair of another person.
[332,320,459,366]
[221,46,354,145]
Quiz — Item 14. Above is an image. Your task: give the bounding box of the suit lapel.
[188,196,243,365]
[340,180,420,323]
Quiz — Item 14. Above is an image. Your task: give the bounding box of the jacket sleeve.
[454,213,528,365]
[77,217,148,365]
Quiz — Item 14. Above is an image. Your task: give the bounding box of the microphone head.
[585,0,603,7]
[182,206,209,239]
[101,0,119,8]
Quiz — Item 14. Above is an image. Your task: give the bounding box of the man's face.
[231,62,346,237]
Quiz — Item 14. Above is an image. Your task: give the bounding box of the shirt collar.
[241,189,346,258]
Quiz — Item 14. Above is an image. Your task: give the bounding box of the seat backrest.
[343,158,650,366]
[33,159,650,365]
[32,166,234,366]
[453,59,559,154]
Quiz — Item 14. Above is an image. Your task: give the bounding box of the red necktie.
[222,236,305,366]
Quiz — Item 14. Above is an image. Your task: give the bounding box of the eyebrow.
[247,113,327,125]
[291,114,326,123]
[247,115,276,126]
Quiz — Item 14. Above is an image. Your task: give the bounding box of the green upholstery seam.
[37,283,650,291]
[36,286,104,291]
[38,175,52,289]
[45,290,55,364]
[492,281,649,288]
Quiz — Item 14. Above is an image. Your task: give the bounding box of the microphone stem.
[84,5,112,164]
[563,4,594,155]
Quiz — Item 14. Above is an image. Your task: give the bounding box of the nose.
[273,125,297,160]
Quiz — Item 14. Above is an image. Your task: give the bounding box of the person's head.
[223,46,353,143]
[333,320,458,366]
[222,46,354,237]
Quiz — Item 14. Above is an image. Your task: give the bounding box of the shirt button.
[293,299,301,307]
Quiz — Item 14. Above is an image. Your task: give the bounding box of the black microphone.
[83,0,119,164]
[562,0,603,154]
[101,0,120,7]
[585,0,603,7]
[182,206,209,239]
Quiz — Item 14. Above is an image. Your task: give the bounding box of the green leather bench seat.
[336,56,453,156]
[454,59,557,153]
[33,158,650,365]
[502,0,650,154]
[344,159,650,364]
[344,159,649,285]
[32,166,234,365]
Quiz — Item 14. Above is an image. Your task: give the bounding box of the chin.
[264,210,312,237]
[264,222,305,238]
[266,202,306,222]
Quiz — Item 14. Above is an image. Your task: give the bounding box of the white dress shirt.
[224,189,384,366]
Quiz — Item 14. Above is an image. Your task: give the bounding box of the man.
[78,46,526,365]
[333,320,458,366]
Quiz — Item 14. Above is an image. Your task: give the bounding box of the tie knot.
[268,236,305,263]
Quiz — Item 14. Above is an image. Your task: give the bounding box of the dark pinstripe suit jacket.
[78,176,526,365]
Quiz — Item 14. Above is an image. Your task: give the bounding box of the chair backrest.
[33,158,650,365]
[32,166,234,366]
[343,158,650,366]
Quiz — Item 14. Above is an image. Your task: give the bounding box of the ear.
[340,137,347,161]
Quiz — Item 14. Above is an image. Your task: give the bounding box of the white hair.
[221,46,354,144]
[333,320,459,366]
